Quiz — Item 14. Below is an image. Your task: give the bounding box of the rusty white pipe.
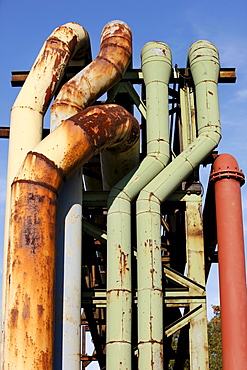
[106,42,172,369]
[2,104,139,369]
[50,20,132,129]
[48,21,132,367]
[6,21,90,194]
[1,22,90,362]
[210,154,247,370]
[53,170,83,370]
[136,40,221,369]
[61,172,83,369]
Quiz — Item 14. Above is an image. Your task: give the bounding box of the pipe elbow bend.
[51,23,90,57]
[50,21,132,127]
[100,20,132,75]
[63,23,91,64]
[13,22,90,115]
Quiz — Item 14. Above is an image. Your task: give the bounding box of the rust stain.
[33,31,79,111]
[10,308,19,328]
[37,305,45,318]
[22,294,31,319]
[118,244,130,279]
[187,227,203,238]
[69,104,139,153]
[138,340,163,345]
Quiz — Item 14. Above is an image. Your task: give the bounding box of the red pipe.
[210,153,247,369]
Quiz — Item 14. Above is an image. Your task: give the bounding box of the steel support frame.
[160,192,208,369]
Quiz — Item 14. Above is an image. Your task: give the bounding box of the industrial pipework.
[2,19,246,370]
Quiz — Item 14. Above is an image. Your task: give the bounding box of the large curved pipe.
[136,40,221,368]
[106,42,172,369]
[3,105,139,369]
[210,154,247,370]
[6,22,90,195]
[50,20,132,129]
[1,22,90,359]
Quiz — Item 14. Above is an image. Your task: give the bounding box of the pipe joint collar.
[100,20,132,43]
[188,40,220,85]
[210,154,245,186]
[141,41,172,85]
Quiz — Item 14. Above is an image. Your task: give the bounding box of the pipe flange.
[210,169,245,186]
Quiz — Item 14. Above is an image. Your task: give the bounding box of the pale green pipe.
[106,42,172,369]
[136,40,221,369]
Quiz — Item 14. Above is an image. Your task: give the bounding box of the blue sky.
[0,0,247,366]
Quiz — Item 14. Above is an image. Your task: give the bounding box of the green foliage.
[168,330,190,369]
[208,306,222,370]
[167,306,222,369]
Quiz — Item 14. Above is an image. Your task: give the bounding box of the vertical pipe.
[210,154,247,370]
[106,42,171,369]
[137,194,164,369]
[54,171,83,370]
[4,157,64,369]
[61,173,83,369]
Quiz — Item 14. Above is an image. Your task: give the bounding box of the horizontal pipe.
[210,154,247,370]
[3,105,139,369]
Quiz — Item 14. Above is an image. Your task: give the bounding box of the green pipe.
[136,40,221,369]
[106,42,172,369]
